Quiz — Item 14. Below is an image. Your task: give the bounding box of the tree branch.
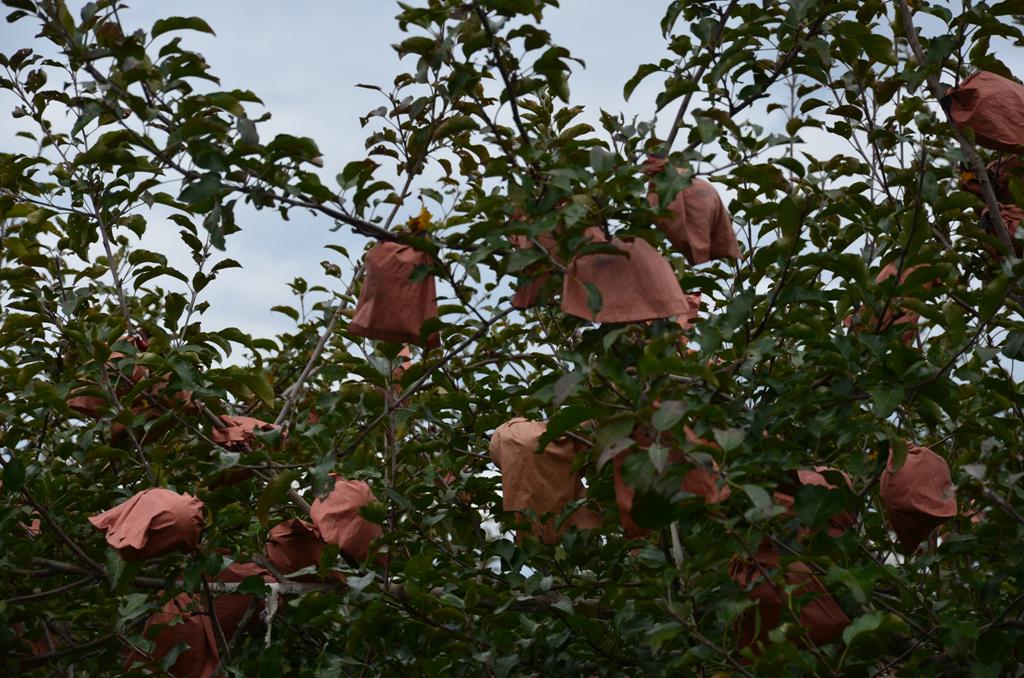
[895,0,1012,251]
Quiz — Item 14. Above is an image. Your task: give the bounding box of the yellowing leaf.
[406,205,433,233]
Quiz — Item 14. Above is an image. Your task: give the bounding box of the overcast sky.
[0,1,680,341]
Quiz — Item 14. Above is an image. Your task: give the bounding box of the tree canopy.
[2,0,1024,675]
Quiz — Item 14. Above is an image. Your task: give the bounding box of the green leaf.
[713,428,744,451]
[842,611,908,646]
[651,400,685,432]
[743,484,773,513]
[258,643,284,678]
[151,16,216,38]
[624,63,660,101]
[2,456,25,493]
[433,115,478,141]
[231,369,275,408]
[872,386,904,418]
[584,283,603,319]
[589,146,615,173]
[979,273,1009,319]
[179,175,223,204]
[256,470,300,526]
[795,485,845,529]
[553,371,584,406]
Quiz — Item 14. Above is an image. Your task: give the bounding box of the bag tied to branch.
[309,475,383,563]
[211,415,284,450]
[947,71,1024,153]
[613,425,730,538]
[67,333,150,419]
[730,545,850,651]
[509,232,561,310]
[125,593,218,678]
[879,443,957,553]
[982,203,1024,258]
[266,518,326,575]
[89,488,204,561]
[213,562,275,640]
[349,241,439,347]
[489,417,600,543]
[562,233,697,323]
[644,155,739,264]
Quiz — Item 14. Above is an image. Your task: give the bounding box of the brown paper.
[509,233,561,309]
[982,203,1024,257]
[89,488,204,562]
[349,241,439,347]
[948,71,1024,152]
[489,418,600,543]
[644,156,739,264]
[879,444,957,553]
[845,263,927,346]
[67,334,150,419]
[561,234,697,323]
[266,518,326,574]
[730,545,850,650]
[613,425,730,538]
[775,467,855,537]
[309,475,384,563]
[125,593,218,678]
[211,415,284,450]
[213,562,274,640]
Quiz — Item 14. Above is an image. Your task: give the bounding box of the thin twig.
[342,307,515,456]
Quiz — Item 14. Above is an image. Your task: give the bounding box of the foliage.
[2,0,1024,675]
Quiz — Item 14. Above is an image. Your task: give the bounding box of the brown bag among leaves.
[844,262,930,347]
[89,488,204,561]
[773,467,855,538]
[509,232,561,309]
[947,71,1024,153]
[349,241,439,347]
[67,333,150,419]
[730,544,850,651]
[982,203,1024,258]
[309,475,383,563]
[562,232,697,323]
[213,562,275,640]
[489,417,600,543]
[125,593,218,678]
[211,415,285,450]
[265,518,326,574]
[613,425,730,538]
[960,156,1024,203]
[644,155,740,264]
[879,443,957,553]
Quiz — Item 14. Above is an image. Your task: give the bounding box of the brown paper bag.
[880,444,957,553]
[730,545,850,651]
[644,156,739,264]
[349,241,439,347]
[309,476,384,563]
[89,488,204,561]
[562,234,696,323]
[948,71,1024,152]
[266,518,326,574]
[613,425,730,538]
[489,418,600,543]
